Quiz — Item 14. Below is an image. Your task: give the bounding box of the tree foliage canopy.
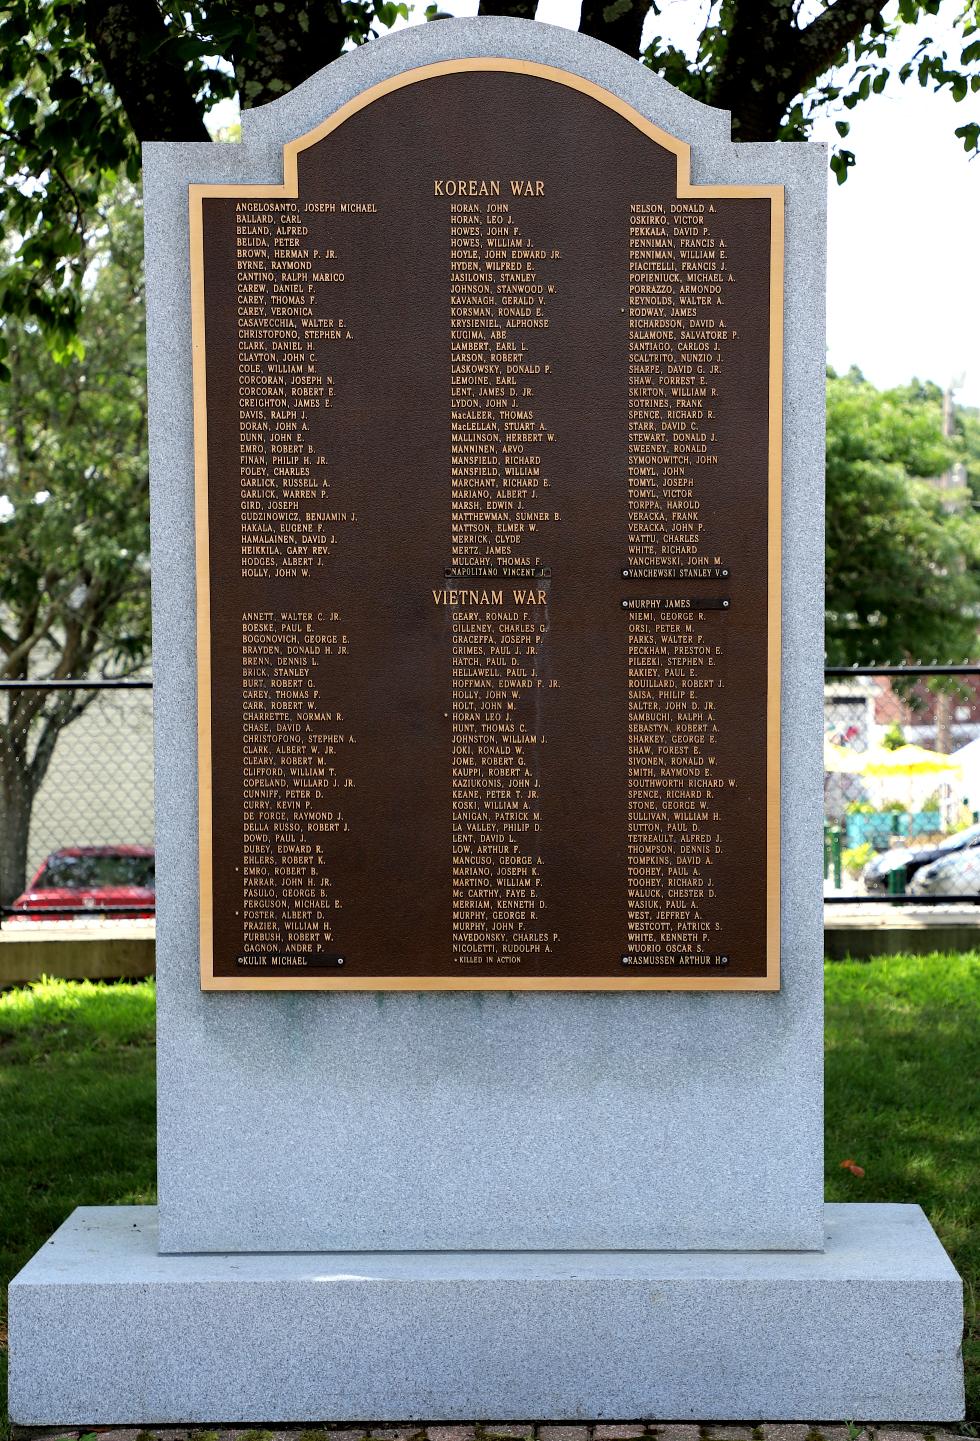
[0,190,149,684]
[0,187,149,902]
[0,0,977,351]
[826,368,980,665]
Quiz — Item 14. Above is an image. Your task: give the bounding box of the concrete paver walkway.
[13,1422,970,1441]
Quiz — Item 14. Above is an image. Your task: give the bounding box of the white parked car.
[906,848,980,898]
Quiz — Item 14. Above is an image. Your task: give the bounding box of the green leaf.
[954,120,980,152]
[830,149,856,184]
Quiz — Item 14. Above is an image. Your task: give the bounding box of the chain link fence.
[1,669,978,924]
[0,680,154,923]
[824,664,980,904]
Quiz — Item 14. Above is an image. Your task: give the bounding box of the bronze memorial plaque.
[191,59,783,991]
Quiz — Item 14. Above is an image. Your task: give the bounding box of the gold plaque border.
[190,58,783,992]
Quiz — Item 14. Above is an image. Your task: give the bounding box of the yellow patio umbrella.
[823,740,865,773]
[858,744,962,777]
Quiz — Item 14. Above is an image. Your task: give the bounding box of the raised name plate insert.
[191,59,783,990]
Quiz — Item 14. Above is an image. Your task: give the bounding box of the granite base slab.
[8,1204,963,1426]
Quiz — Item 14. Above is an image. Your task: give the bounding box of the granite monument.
[8,17,964,1424]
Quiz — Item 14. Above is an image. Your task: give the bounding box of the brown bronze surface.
[192,62,782,989]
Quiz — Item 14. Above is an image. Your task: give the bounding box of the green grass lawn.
[0,956,976,1431]
[0,976,156,1440]
[824,952,979,1422]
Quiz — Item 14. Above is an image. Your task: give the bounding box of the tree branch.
[2,605,59,679]
[791,0,887,96]
[82,0,211,142]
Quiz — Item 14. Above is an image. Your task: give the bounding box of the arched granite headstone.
[7,19,963,1428]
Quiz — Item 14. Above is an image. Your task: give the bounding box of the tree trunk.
[707,0,887,143]
[477,0,539,20]
[228,1,351,111]
[0,747,37,910]
[82,0,211,141]
[704,2,797,142]
[579,0,652,62]
[934,689,952,755]
[0,693,94,910]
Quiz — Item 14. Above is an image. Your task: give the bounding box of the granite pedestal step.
[8,1204,963,1426]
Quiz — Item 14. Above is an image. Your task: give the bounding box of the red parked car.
[10,845,155,919]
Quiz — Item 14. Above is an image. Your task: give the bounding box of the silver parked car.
[862,821,980,894]
[907,847,980,898]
